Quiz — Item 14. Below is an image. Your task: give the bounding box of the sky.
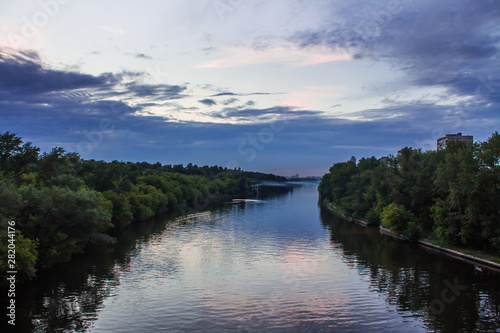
[0,0,499,176]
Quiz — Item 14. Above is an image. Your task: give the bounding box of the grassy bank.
[426,239,500,265]
[321,199,500,269]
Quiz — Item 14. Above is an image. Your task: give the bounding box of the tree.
[380,203,420,240]
[322,161,357,205]
[0,131,39,175]
[0,230,38,282]
[477,132,500,250]
[238,177,250,195]
[0,177,23,221]
[432,141,483,247]
[34,186,113,267]
[38,147,82,184]
[102,191,133,230]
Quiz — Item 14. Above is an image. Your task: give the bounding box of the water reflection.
[320,208,500,332]
[3,209,188,333]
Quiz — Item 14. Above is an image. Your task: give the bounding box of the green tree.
[320,161,357,205]
[0,131,39,175]
[0,177,23,221]
[34,186,113,267]
[380,203,419,238]
[476,133,500,250]
[102,191,134,230]
[432,141,482,247]
[238,177,250,195]
[0,229,38,282]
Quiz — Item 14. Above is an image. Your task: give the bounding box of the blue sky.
[0,0,499,176]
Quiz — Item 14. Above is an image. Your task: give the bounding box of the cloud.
[212,105,323,121]
[135,53,153,60]
[281,85,346,110]
[290,0,500,105]
[211,92,237,97]
[123,82,187,100]
[197,45,352,68]
[198,98,217,106]
[210,91,280,97]
[222,98,239,105]
[0,48,188,126]
[3,0,499,176]
[0,48,113,95]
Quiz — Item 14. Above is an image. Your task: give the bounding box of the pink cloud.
[281,85,347,111]
[197,45,352,68]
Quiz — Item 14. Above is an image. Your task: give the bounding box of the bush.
[380,203,416,236]
[0,230,38,283]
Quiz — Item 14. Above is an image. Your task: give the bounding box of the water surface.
[6,182,500,332]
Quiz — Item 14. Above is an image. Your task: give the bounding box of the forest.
[319,132,500,253]
[0,131,286,283]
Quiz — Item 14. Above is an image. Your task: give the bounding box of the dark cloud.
[0,95,408,175]
[162,102,198,111]
[198,98,217,106]
[0,48,113,94]
[222,98,239,105]
[0,48,188,121]
[135,53,153,60]
[211,92,237,97]
[213,106,323,120]
[124,83,187,100]
[3,80,497,175]
[290,0,500,104]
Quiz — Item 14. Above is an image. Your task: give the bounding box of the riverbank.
[321,200,500,271]
[321,200,379,227]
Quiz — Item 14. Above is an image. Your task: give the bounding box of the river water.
[5,181,500,332]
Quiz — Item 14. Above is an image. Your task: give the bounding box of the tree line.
[0,131,286,283]
[319,132,500,252]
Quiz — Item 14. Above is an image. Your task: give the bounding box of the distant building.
[349,156,356,164]
[437,133,473,150]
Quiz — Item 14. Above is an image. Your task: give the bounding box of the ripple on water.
[25,184,497,333]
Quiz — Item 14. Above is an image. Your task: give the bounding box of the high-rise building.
[436,133,473,150]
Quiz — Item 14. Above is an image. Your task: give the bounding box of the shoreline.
[321,200,500,272]
[321,200,379,227]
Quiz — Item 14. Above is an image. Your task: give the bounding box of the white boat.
[232,199,266,203]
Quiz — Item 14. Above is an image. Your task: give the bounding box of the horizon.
[1,0,499,177]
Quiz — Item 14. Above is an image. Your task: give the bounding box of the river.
[5,181,500,332]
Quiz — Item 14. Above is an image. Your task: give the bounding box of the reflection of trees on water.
[253,184,294,198]
[30,267,120,332]
[14,201,256,333]
[14,213,182,333]
[320,208,500,333]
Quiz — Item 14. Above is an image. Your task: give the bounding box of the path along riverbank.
[322,200,500,272]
